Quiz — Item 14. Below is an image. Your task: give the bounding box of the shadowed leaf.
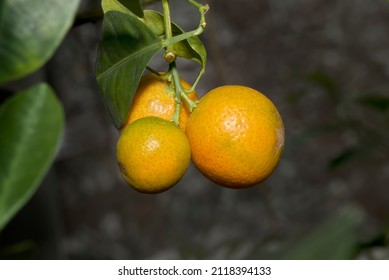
[118,0,143,17]
[96,11,163,129]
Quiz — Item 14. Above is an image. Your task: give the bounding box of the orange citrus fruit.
[117,117,191,193]
[186,85,285,188]
[121,73,198,131]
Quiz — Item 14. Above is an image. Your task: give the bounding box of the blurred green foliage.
[0,0,80,84]
[281,206,362,259]
[0,0,79,231]
[290,70,389,170]
[0,84,64,231]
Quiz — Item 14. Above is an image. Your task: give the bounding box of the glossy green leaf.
[100,5,207,69]
[0,83,64,231]
[96,11,163,129]
[282,205,363,259]
[143,10,207,67]
[0,0,80,84]
[102,0,140,16]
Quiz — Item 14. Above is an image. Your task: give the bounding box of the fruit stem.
[162,0,199,124]
[146,66,162,76]
[181,90,198,113]
[161,0,208,95]
[161,1,209,49]
[183,67,204,95]
[162,0,173,40]
[162,0,177,65]
[170,62,183,126]
[162,0,181,126]
[187,0,209,29]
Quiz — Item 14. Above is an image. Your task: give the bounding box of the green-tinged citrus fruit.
[117,117,191,193]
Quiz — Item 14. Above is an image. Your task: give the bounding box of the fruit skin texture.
[117,117,191,193]
[121,73,198,131]
[186,85,285,188]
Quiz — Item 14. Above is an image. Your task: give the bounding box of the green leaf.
[0,0,80,84]
[356,95,389,112]
[0,83,64,231]
[96,11,163,129]
[102,0,141,16]
[143,10,207,67]
[282,205,363,259]
[118,0,144,17]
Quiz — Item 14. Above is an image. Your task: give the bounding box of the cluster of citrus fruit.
[116,73,285,193]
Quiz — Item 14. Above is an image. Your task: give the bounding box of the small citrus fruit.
[121,73,198,131]
[186,85,285,188]
[117,117,191,193]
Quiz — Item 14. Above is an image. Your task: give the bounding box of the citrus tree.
[96,0,285,193]
[2,0,388,260]
[0,0,283,230]
[0,0,283,234]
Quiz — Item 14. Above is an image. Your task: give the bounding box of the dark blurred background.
[1,0,389,259]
